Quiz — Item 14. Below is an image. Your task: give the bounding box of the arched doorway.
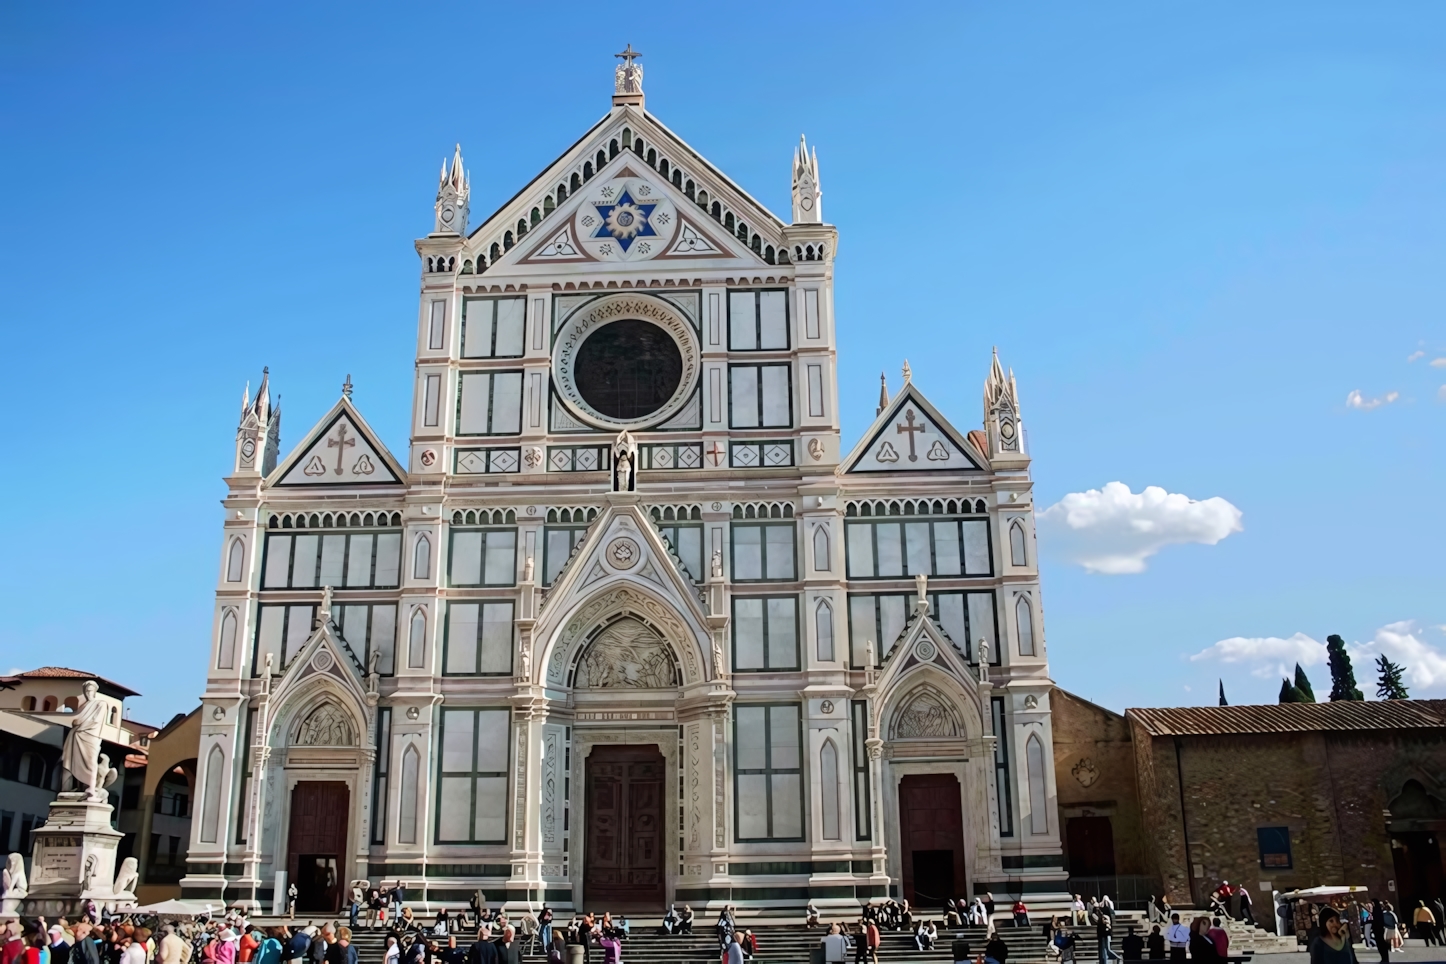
[583,744,666,910]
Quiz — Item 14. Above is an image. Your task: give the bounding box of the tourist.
[464,929,496,964]
[985,932,1009,964]
[214,931,238,964]
[1237,887,1255,927]
[821,924,850,964]
[1147,899,1162,926]
[661,907,679,936]
[1121,926,1143,962]
[723,934,744,964]
[945,900,961,928]
[1073,896,1087,927]
[970,898,988,927]
[286,886,297,921]
[865,916,881,964]
[1044,916,1058,943]
[495,927,522,964]
[1383,902,1402,951]
[915,920,938,951]
[393,884,407,922]
[539,906,554,949]
[324,929,355,964]
[437,936,464,964]
[309,926,332,964]
[1206,918,1229,958]
[253,929,282,964]
[1054,923,1078,964]
[1012,899,1030,928]
[805,903,821,929]
[678,907,694,936]
[1311,907,1355,964]
[741,929,758,960]
[1146,925,1165,961]
[1094,907,1117,964]
[1165,915,1189,962]
[715,908,734,950]
[985,893,997,920]
[1187,917,1216,964]
[239,929,259,964]
[518,913,539,953]
[1413,901,1437,944]
[382,939,398,964]
[433,911,449,938]
[546,933,565,964]
[951,930,971,964]
[45,928,69,963]
[284,927,309,964]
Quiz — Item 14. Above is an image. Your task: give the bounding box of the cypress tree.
[1376,654,1410,700]
[1326,635,1364,701]
[1279,678,1305,703]
[1293,663,1316,703]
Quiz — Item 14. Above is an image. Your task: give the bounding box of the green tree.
[1376,654,1410,700]
[1279,677,1307,703]
[1293,663,1317,703]
[1218,680,1228,706]
[1326,635,1364,701]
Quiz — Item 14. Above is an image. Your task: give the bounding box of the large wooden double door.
[584,745,665,909]
[898,773,967,908]
[288,781,349,912]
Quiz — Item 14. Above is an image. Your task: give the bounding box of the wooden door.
[898,773,967,908]
[1066,816,1117,876]
[584,745,665,909]
[287,781,349,912]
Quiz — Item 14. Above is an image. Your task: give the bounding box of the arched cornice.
[538,582,708,688]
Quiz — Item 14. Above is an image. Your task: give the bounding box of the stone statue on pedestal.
[62,681,109,800]
[1,852,27,915]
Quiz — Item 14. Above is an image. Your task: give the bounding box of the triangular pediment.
[465,106,787,274]
[875,605,982,719]
[841,383,986,474]
[269,397,406,488]
[270,610,368,708]
[497,147,771,272]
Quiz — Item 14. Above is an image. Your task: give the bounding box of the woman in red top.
[238,931,260,964]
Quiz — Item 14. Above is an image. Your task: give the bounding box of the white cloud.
[1351,621,1446,694]
[1408,350,1425,362]
[1346,389,1399,410]
[1432,358,1446,368]
[1438,385,1446,402]
[1189,632,1325,680]
[1038,481,1243,574]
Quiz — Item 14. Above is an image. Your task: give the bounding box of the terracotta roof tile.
[1126,699,1446,737]
[13,666,140,697]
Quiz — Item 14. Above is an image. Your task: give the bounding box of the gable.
[271,400,405,487]
[501,152,768,271]
[843,385,985,474]
[466,106,786,274]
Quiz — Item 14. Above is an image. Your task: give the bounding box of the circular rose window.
[553,294,700,430]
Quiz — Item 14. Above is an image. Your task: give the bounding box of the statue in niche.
[893,689,961,739]
[576,618,676,689]
[297,702,355,746]
[612,431,637,492]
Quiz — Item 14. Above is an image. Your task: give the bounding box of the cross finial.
[615,43,641,66]
[342,374,353,398]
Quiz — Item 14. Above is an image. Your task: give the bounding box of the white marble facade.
[182,61,1066,915]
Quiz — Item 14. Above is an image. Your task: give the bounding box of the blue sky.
[3,3,1444,724]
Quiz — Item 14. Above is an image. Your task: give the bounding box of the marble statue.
[614,449,633,492]
[110,857,139,906]
[523,554,535,582]
[710,549,723,579]
[711,637,726,679]
[1,852,27,915]
[62,680,107,798]
[977,637,990,682]
[612,430,637,492]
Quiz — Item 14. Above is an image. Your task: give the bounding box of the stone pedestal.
[20,794,122,917]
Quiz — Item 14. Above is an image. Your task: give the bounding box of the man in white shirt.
[821,923,850,963]
[1165,914,1190,962]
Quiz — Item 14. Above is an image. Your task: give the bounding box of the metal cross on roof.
[615,44,642,66]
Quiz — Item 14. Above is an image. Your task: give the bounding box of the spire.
[434,144,470,235]
[240,380,250,418]
[234,366,279,477]
[253,366,271,422]
[877,372,889,415]
[342,374,353,399]
[613,44,644,108]
[792,135,823,224]
[982,348,1024,457]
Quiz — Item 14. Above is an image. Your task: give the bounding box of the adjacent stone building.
[180,57,1069,914]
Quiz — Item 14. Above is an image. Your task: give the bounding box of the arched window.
[413,534,432,580]
[398,743,421,844]
[217,610,238,670]
[20,696,35,711]
[820,739,841,840]
[226,538,245,582]
[62,696,78,711]
[815,600,834,662]
[1009,521,1027,567]
[42,696,57,712]
[1026,733,1048,834]
[812,526,830,572]
[1016,596,1035,656]
[199,744,225,843]
[408,608,427,668]
[110,706,118,724]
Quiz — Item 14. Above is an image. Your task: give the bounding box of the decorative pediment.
[269,397,406,488]
[533,499,715,688]
[469,107,787,273]
[841,382,986,474]
[504,151,769,271]
[269,597,369,713]
[874,601,981,715]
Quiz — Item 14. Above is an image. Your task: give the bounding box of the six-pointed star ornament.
[591,190,658,251]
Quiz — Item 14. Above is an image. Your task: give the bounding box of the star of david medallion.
[576,177,678,262]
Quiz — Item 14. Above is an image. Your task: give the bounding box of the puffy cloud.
[1189,633,1325,680]
[1345,389,1399,410]
[1408,350,1425,362]
[1438,385,1446,402]
[1432,358,1446,368]
[1038,482,1243,574]
[1353,621,1446,694]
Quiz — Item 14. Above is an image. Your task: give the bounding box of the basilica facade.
[182,58,1066,916]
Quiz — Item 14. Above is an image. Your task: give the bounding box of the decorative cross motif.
[896,408,925,462]
[615,43,642,66]
[705,441,726,466]
[327,422,356,475]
